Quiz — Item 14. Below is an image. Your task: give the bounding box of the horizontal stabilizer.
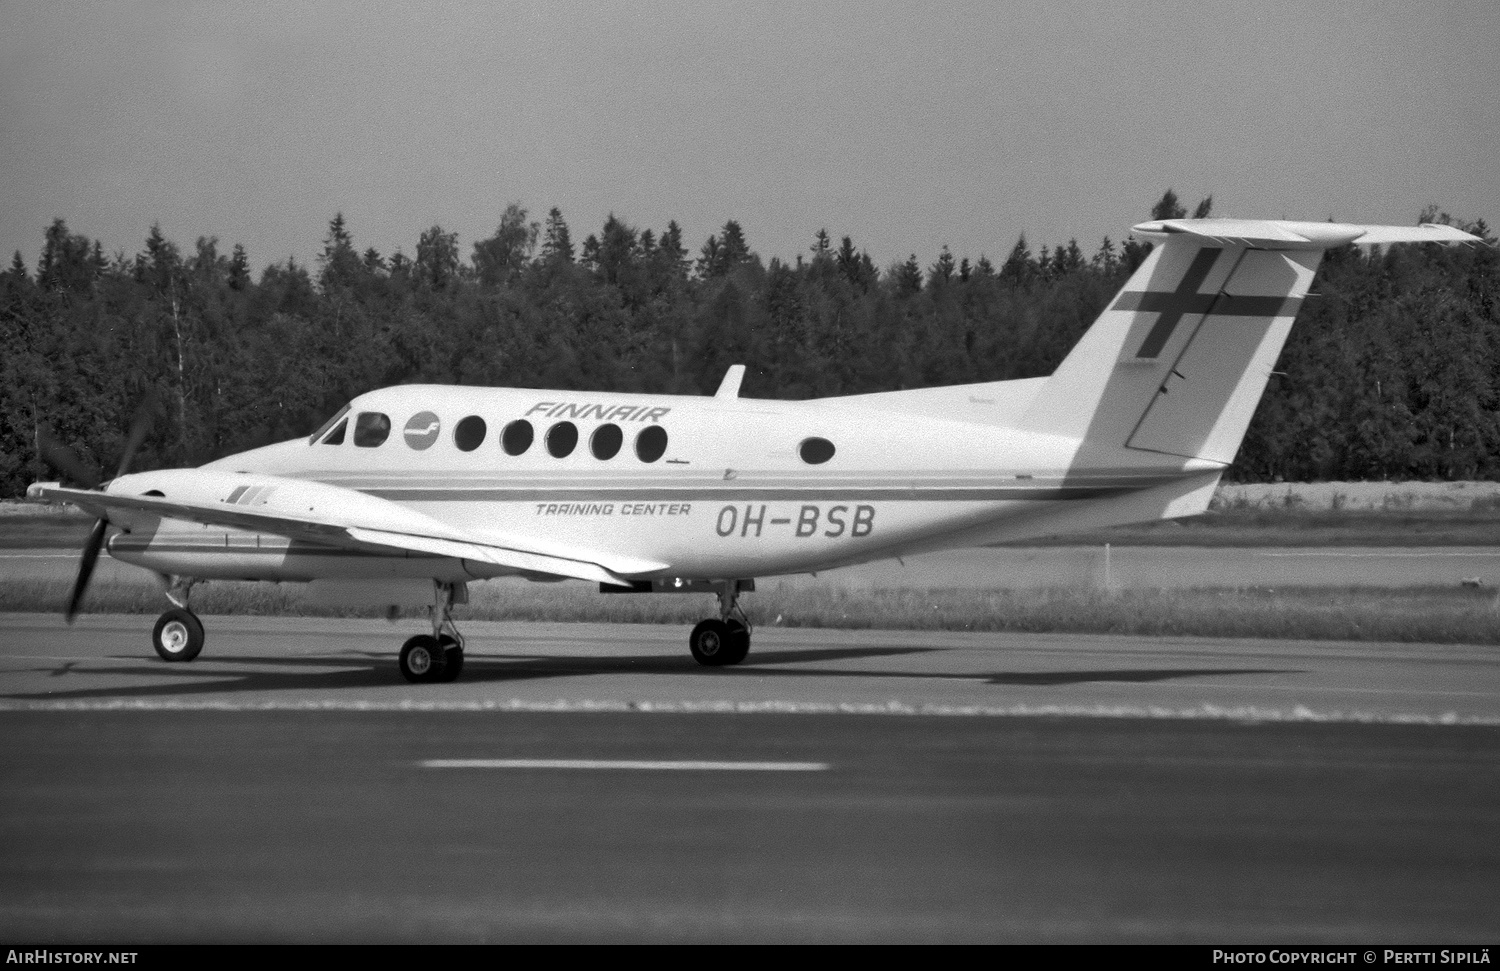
[1131,218,1480,250]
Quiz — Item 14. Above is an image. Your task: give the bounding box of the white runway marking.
[422,758,829,771]
[0,698,1495,725]
[1257,550,1499,558]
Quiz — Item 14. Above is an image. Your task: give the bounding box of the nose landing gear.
[152,577,204,662]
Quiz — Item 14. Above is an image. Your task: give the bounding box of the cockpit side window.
[354,412,392,448]
[309,404,351,445]
[321,419,348,445]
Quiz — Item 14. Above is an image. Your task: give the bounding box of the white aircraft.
[27,217,1479,682]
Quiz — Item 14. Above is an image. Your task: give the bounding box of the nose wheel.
[152,607,204,662]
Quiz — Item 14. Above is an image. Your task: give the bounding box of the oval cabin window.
[799,437,835,464]
[547,421,578,458]
[591,423,623,460]
[454,415,486,452]
[501,419,534,456]
[635,425,668,463]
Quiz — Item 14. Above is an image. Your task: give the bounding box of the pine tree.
[228,244,250,290]
[928,245,956,287]
[894,254,923,295]
[719,220,750,268]
[1151,189,1187,221]
[318,212,363,291]
[999,235,1032,286]
[540,206,575,264]
[695,235,722,278]
[699,221,751,277]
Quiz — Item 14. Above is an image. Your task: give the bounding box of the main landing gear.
[152,577,204,662]
[398,581,467,684]
[689,581,752,667]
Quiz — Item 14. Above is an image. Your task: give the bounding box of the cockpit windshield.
[308,404,351,445]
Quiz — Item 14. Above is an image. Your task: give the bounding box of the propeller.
[37,392,158,623]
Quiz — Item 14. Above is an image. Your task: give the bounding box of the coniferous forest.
[1,191,1496,498]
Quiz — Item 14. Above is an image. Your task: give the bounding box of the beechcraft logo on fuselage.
[526,402,671,423]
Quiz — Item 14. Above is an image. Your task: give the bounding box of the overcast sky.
[3,1,1496,276]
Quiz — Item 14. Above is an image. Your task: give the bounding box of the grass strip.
[4,577,1497,646]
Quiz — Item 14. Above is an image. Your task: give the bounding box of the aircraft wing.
[27,479,655,586]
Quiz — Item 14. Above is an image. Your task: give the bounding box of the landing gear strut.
[398,581,467,684]
[152,577,204,662]
[689,581,751,667]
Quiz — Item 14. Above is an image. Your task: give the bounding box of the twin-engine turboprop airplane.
[28,217,1479,682]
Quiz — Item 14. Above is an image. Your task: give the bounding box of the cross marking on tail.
[1113,248,1300,359]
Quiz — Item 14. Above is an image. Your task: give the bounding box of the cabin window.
[590,423,623,460]
[309,405,350,445]
[502,419,534,456]
[354,412,392,448]
[799,437,835,464]
[321,419,347,446]
[636,425,668,463]
[454,415,486,452]
[546,421,578,458]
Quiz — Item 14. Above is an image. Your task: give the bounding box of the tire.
[399,634,446,684]
[722,619,751,666]
[436,635,464,683]
[152,608,204,662]
[689,619,733,667]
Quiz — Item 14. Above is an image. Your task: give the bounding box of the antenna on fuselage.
[714,364,746,399]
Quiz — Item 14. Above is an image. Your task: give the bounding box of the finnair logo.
[403,412,441,450]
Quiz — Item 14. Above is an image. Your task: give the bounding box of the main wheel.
[689,619,735,667]
[722,619,751,666]
[436,634,464,683]
[152,608,204,662]
[399,634,447,684]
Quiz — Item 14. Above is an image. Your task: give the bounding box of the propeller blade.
[65,518,109,624]
[36,425,101,490]
[113,390,158,481]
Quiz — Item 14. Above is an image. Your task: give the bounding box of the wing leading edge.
[27,478,657,586]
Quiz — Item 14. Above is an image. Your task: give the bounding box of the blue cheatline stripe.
[420,759,829,771]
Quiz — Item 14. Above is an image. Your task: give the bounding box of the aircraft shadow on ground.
[0,641,1301,702]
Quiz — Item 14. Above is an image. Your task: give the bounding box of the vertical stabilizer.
[1016,218,1476,465]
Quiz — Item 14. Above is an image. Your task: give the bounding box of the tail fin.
[1019,218,1478,464]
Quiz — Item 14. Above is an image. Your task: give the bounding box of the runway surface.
[5,545,1500,590]
[1,615,1497,942]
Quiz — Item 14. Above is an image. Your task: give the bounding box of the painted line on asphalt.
[0,697,1495,725]
[422,758,828,771]
[1256,550,1500,558]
